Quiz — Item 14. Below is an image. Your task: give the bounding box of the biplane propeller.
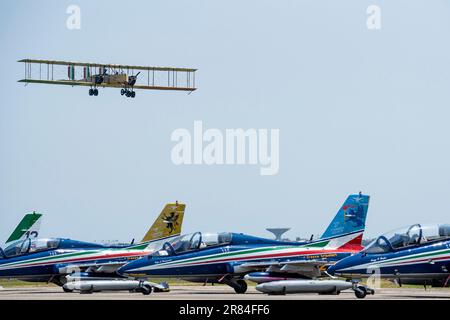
[18,59,197,98]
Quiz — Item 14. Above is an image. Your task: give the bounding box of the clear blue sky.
[1,1,450,242]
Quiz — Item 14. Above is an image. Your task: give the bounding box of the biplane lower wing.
[18,79,196,92]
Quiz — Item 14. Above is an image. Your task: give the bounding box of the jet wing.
[237,260,331,279]
[56,261,126,274]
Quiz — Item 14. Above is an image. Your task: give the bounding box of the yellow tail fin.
[141,202,186,242]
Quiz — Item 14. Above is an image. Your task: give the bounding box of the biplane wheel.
[93,89,98,96]
[121,89,125,96]
[131,91,136,98]
[126,91,131,97]
[89,89,93,96]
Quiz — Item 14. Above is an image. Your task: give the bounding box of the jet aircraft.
[118,193,370,295]
[327,223,450,288]
[0,202,185,293]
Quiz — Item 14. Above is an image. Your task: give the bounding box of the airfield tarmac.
[0,285,449,300]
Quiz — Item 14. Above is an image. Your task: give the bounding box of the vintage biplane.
[18,59,197,98]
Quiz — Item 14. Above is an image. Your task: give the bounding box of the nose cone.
[116,265,128,276]
[327,264,336,276]
[330,259,349,276]
[117,260,140,276]
[328,254,362,277]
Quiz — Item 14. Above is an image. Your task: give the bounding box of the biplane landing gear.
[121,88,136,98]
[89,88,98,96]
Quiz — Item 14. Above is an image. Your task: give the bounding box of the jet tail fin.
[318,193,370,249]
[5,211,43,245]
[140,202,186,243]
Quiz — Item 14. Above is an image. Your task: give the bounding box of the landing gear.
[354,286,367,299]
[139,284,153,295]
[62,287,73,293]
[234,280,248,294]
[220,276,248,294]
[121,87,136,98]
[352,282,375,299]
[89,88,99,96]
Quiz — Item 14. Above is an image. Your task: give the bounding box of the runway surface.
[0,285,449,300]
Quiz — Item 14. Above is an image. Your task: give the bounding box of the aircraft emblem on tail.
[141,202,186,242]
[162,211,180,233]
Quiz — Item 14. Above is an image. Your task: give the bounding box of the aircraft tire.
[141,284,153,295]
[354,286,367,299]
[62,287,73,293]
[131,91,136,98]
[121,89,125,95]
[89,89,93,96]
[234,280,248,294]
[93,89,98,96]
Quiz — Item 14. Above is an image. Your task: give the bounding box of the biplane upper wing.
[18,59,197,96]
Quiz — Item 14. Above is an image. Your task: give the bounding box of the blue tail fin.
[320,193,370,240]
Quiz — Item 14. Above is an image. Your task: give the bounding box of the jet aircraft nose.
[326,264,336,276]
[116,265,128,276]
[117,260,140,276]
[330,259,351,276]
[327,253,362,277]
[117,256,158,277]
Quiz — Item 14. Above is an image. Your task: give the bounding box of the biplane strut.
[18,59,197,98]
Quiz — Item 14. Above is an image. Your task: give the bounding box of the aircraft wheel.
[141,284,153,295]
[93,89,98,96]
[354,286,367,299]
[80,288,94,294]
[89,89,93,96]
[121,89,125,95]
[234,280,248,294]
[62,287,73,293]
[131,91,136,98]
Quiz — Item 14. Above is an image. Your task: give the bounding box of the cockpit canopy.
[363,224,450,254]
[3,238,60,258]
[154,232,232,256]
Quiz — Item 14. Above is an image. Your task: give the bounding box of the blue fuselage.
[118,233,354,282]
[0,239,142,283]
[328,240,450,281]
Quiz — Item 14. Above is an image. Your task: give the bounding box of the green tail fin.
[6,211,43,244]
